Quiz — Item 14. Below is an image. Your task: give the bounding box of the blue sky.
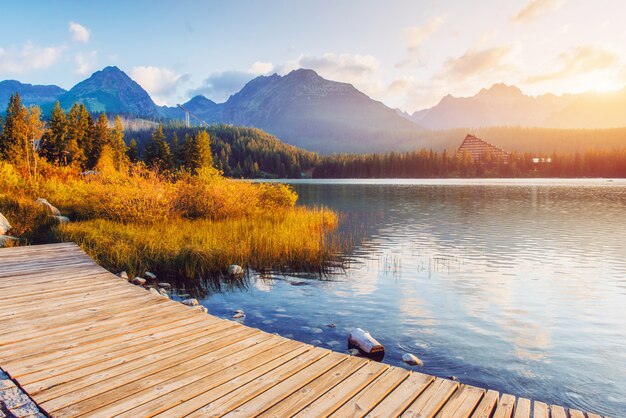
[1,0,625,111]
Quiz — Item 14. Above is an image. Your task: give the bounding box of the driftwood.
[348,328,384,358]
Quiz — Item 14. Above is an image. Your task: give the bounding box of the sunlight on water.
[199,179,626,415]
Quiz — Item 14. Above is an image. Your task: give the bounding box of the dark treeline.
[128,124,318,178]
[313,149,626,178]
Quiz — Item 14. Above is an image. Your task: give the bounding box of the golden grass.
[0,161,340,287]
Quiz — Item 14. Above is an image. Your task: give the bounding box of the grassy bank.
[0,161,339,288]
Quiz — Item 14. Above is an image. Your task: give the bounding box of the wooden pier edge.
[0,243,610,417]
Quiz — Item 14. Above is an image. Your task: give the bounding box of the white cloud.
[526,45,620,83]
[276,53,380,86]
[248,61,274,74]
[131,66,190,105]
[402,17,444,53]
[0,42,64,75]
[511,0,566,23]
[69,21,90,43]
[188,70,255,102]
[75,51,97,75]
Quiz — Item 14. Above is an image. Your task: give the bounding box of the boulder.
[0,235,18,248]
[232,312,245,319]
[35,198,61,216]
[0,212,11,235]
[144,271,157,280]
[227,264,244,276]
[158,288,169,298]
[182,298,199,307]
[158,282,172,290]
[194,305,208,314]
[402,353,423,366]
[118,271,129,280]
[132,277,146,286]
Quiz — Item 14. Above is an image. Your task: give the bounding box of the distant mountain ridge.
[180,69,425,153]
[0,80,66,109]
[411,83,626,129]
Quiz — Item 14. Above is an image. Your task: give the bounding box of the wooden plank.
[367,372,435,417]
[551,405,567,418]
[533,401,550,418]
[436,384,485,418]
[330,367,409,418]
[493,394,516,418]
[513,398,531,418]
[150,344,314,418]
[34,325,259,409]
[184,348,330,418]
[568,410,585,418]
[401,378,460,418]
[221,351,347,417]
[16,317,227,386]
[40,329,270,414]
[258,356,368,417]
[293,361,389,417]
[471,390,499,418]
[114,340,308,418]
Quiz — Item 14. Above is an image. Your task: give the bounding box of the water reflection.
[183,179,626,416]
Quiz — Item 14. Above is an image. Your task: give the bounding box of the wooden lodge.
[458,134,509,163]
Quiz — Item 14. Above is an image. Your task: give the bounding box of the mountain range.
[410,83,626,130]
[1,66,625,153]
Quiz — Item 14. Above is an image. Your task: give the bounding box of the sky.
[1,0,625,112]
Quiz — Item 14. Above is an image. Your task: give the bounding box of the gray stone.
[132,277,146,286]
[402,353,423,366]
[0,236,18,248]
[326,323,336,328]
[158,288,169,298]
[35,198,61,216]
[51,215,70,224]
[157,282,171,289]
[0,213,11,235]
[232,312,245,319]
[118,271,129,280]
[194,305,208,314]
[0,386,30,410]
[348,348,360,356]
[181,298,199,307]
[310,339,322,345]
[227,264,244,276]
[144,271,157,280]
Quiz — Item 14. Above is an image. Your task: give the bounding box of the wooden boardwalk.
[0,243,608,418]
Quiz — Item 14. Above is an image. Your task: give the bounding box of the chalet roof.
[458,134,509,161]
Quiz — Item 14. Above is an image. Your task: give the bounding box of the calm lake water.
[186,179,626,415]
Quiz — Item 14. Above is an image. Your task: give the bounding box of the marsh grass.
[0,161,341,289]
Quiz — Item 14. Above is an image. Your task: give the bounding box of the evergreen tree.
[0,94,27,164]
[127,139,139,163]
[181,130,213,175]
[40,102,68,165]
[110,116,128,169]
[88,113,110,169]
[145,125,172,171]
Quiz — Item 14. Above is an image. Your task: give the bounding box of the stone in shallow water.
[228,264,244,275]
[118,271,128,280]
[158,282,171,289]
[181,298,199,307]
[194,306,208,314]
[232,312,245,319]
[132,277,146,286]
[144,271,157,280]
[402,353,423,366]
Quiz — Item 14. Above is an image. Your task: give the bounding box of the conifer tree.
[145,125,172,172]
[110,116,128,169]
[127,139,139,163]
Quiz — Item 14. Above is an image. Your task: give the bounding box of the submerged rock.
[449,375,459,382]
[144,271,157,280]
[182,298,199,307]
[402,353,423,366]
[35,198,61,216]
[0,212,11,235]
[232,312,245,319]
[132,277,146,286]
[194,305,208,314]
[228,264,244,276]
[326,323,336,328]
[0,235,18,247]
